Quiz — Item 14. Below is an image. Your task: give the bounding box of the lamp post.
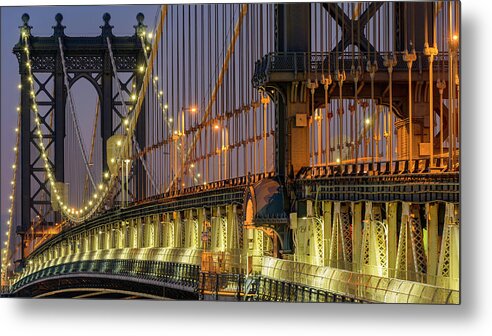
[177,106,197,188]
[213,122,229,181]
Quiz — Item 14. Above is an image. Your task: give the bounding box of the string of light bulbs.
[21,32,109,222]
[1,100,21,278]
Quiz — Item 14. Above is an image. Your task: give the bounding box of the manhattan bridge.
[1,2,460,302]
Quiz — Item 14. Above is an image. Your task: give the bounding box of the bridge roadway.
[4,160,459,303]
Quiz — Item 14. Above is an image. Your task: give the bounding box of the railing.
[199,273,244,301]
[259,257,459,304]
[9,259,200,295]
[253,51,459,87]
[11,247,202,289]
[255,276,362,303]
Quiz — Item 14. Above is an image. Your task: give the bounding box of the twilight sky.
[0,5,159,244]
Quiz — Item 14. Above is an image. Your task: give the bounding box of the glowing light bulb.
[139,65,145,73]
[131,94,137,101]
[18,84,22,89]
[453,34,459,41]
[365,118,370,125]
[191,107,197,112]
[336,158,341,163]
[147,32,153,39]
[154,76,159,81]
[190,163,195,168]
[98,184,104,190]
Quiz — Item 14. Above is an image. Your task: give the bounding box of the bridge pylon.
[13,12,149,268]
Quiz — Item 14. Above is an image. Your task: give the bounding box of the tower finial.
[53,13,66,37]
[134,13,147,37]
[19,13,32,37]
[100,12,114,37]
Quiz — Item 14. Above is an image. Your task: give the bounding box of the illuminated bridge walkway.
[1,3,460,303]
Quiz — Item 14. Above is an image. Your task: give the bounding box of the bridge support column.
[103,226,110,250]
[162,213,173,248]
[151,214,159,247]
[130,219,138,248]
[184,210,199,249]
[136,217,143,248]
[329,202,352,270]
[360,203,392,277]
[197,208,206,250]
[437,203,459,290]
[351,202,362,273]
[396,203,426,282]
[273,4,312,178]
[143,216,153,247]
[387,202,398,278]
[426,202,439,285]
[173,212,183,248]
[322,201,333,267]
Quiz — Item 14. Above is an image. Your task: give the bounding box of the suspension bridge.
[1,2,460,303]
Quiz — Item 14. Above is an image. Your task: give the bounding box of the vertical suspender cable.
[58,37,97,190]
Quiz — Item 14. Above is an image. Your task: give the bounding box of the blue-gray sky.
[0,5,159,245]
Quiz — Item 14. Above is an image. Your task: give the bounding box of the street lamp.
[213,122,229,180]
[178,106,197,188]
